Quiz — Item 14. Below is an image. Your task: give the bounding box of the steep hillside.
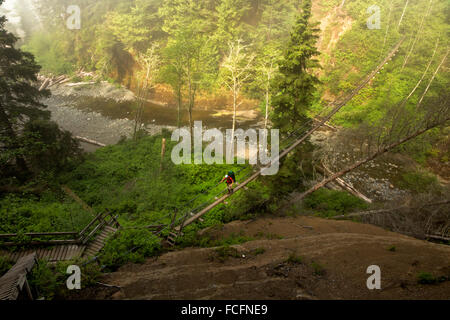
[70,216,450,300]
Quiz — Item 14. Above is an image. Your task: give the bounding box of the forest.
[0,0,449,300]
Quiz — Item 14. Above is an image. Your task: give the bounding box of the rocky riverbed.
[310,129,413,202]
[43,82,173,152]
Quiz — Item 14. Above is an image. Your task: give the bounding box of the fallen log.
[316,165,372,203]
[38,78,50,91]
[48,75,68,88]
[331,200,450,220]
[426,234,450,242]
[288,115,449,205]
[75,136,106,147]
[66,81,96,87]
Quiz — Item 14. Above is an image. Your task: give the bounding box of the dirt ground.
[76,216,450,300]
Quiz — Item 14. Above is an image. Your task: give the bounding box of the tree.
[103,0,164,54]
[254,0,295,129]
[288,93,449,204]
[0,2,80,182]
[221,39,255,141]
[133,43,161,139]
[161,40,185,128]
[159,0,217,140]
[270,0,321,135]
[257,0,297,45]
[0,2,50,180]
[257,45,281,129]
[214,0,251,54]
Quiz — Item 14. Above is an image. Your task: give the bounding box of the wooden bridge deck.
[0,253,36,300]
[0,226,118,263]
[0,245,86,263]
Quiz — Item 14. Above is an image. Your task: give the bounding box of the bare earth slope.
[81,216,450,300]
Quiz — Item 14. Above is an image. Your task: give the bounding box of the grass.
[286,253,303,264]
[255,231,283,240]
[303,189,368,218]
[398,171,440,194]
[252,248,266,255]
[178,231,254,249]
[311,261,325,276]
[211,245,241,263]
[387,245,396,252]
[417,272,448,285]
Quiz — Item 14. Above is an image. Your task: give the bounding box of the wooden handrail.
[82,219,107,244]
[0,232,78,239]
[0,239,79,247]
[78,212,107,237]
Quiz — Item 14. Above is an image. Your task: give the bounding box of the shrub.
[388,245,396,252]
[286,253,303,264]
[303,189,368,217]
[311,261,325,276]
[211,245,241,263]
[399,171,440,193]
[99,229,162,271]
[252,248,266,256]
[417,272,437,284]
[0,256,13,277]
[28,260,61,299]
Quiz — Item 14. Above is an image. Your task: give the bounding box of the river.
[44,82,263,152]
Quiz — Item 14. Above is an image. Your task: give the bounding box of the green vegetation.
[99,229,162,271]
[388,245,396,252]
[286,252,303,264]
[28,260,101,299]
[303,189,368,218]
[398,170,440,193]
[1,0,448,298]
[252,248,266,256]
[211,245,242,263]
[0,256,13,277]
[416,272,448,285]
[178,231,254,249]
[270,0,320,135]
[311,261,325,276]
[0,132,277,266]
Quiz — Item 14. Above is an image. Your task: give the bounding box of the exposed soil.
[73,216,450,300]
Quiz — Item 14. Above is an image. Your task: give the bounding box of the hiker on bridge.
[220,171,236,194]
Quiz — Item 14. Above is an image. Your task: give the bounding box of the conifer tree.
[0,1,50,179]
[270,0,320,135]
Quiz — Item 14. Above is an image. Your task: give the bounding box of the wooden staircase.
[0,212,120,262]
[82,225,117,258]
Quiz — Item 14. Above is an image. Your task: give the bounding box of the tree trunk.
[381,0,393,55]
[264,72,271,130]
[401,37,439,108]
[417,49,449,107]
[188,82,194,148]
[231,83,237,144]
[398,0,409,29]
[177,83,182,128]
